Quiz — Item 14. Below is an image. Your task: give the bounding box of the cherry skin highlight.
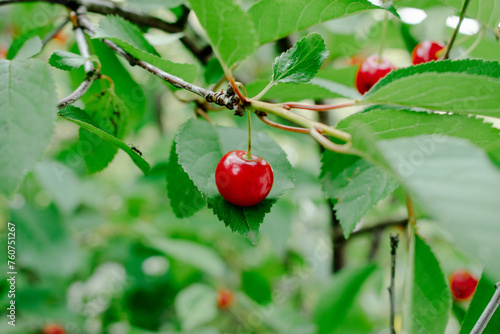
[411,41,445,65]
[217,289,234,309]
[355,55,396,94]
[215,150,273,207]
[449,270,478,301]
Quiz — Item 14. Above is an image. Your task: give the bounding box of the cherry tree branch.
[389,234,399,334]
[471,282,500,334]
[42,17,70,46]
[57,11,98,109]
[0,0,212,64]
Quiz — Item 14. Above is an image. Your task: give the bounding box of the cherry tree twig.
[470,282,500,334]
[57,11,98,109]
[42,17,70,46]
[389,234,399,334]
[0,0,212,64]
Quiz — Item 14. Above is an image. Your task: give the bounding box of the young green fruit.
[449,270,478,301]
[355,55,396,94]
[215,150,273,206]
[411,41,445,65]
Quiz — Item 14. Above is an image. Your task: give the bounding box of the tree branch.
[0,0,212,64]
[471,282,500,334]
[57,10,97,109]
[389,234,399,334]
[333,219,407,243]
[42,17,70,46]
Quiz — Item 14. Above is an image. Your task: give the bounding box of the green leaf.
[320,153,399,238]
[6,25,52,60]
[0,59,57,199]
[310,78,361,100]
[175,284,218,331]
[339,109,500,167]
[93,15,198,82]
[59,106,151,176]
[147,238,226,277]
[94,15,159,56]
[362,59,500,117]
[186,0,258,68]
[314,265,376,334]
[459,273,500,334]
[376,136,500,279]
[166,141,205,218]
[49,50,88,71]
[13,35,42,60]
[248,0,382,45]
[174,118,294,244]
[272,33,328,85]
[403,233,451,334]
[242,271,272,305]
[438,0,500,28]
[78,89,129,173]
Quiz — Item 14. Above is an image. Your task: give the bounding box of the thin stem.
[389,234,400,334]
[245,109,252,159]
[251,81,275,101]
[283,101,359,111]
[444,0,472,59]
[250,100,352,143]
[378,11,389,60]
[256,114,310,133]
[333,219,408,243]
[310,128,352,154]
[405,193,416,226]
[458,27,485,59]
[470,282,500,334]
[42,17,70,46]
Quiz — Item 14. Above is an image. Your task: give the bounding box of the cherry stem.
[378,11,389,61]
[405,192,417,226]
[245,108,252,160]
[256,113,310,133]
[283,102,358,111]
[444,0,471,59]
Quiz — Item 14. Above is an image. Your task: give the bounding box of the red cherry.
[449,270,478,301]
[215,150,273,207]
[217,289,234,309]
[43,324,66,334]
[355,55,396,94]
[411,41,445,65]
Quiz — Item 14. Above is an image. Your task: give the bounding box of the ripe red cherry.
[43,324,66,334]
[215,150,273,206]
[217,289,234,309]
[355,55,396,94]
[411,41,445,65]
[449,270,478,301]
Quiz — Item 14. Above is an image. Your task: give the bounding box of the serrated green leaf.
[13,35,42,60]
[438,0,500,28]
[93,15,198,82]
[186,0,258,68]
[49,50,88,71]
[166,141,205,218]
[376,136,500,279]
[272,33,328,85]
[59,106,150,176]
[175,284,218,331]
[248,0,383,45]
[174,118,294,243]
[362,59,500,117]
[459,273,500,334]
[340,109,500,167]
[403,233,451,334]
[0,59,57,198]
[78,89,129,173]
[320,153,399,238]
[314,265,376,334]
